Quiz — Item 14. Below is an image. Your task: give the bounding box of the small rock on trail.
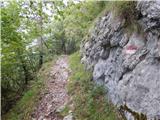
[31,55,71,120]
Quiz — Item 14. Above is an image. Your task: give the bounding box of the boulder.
[81,1,160,119]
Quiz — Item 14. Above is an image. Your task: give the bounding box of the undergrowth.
[2,58,57,120]
[68,52,119,120]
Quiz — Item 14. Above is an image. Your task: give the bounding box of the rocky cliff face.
[81,1,160,120]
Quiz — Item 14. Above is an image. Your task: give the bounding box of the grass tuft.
[68,52,119,120]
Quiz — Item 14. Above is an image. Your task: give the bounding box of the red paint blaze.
[126,45,138,50]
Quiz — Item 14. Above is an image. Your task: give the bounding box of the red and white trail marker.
[125,45,138,55]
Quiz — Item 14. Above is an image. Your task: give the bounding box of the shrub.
[2,59,57,120]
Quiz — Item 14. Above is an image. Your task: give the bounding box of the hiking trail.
[31,55,72,120]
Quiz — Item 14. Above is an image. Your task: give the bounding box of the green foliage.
[68,52,118,120]
[1,1,53,114]
[1,1,34,113]
[2,59,56,120]
[51,1,106,54]
[66,1,106,50]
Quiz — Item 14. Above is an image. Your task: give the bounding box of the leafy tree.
[1,1,32,113]
[1,0,107,115]
[49,1,106,54]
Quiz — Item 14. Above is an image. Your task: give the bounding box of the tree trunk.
[61,36,66,54]
[38,1,43,68]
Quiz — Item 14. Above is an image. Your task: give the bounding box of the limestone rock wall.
[81,1,160,119]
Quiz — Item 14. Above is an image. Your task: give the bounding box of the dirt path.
[32,55,70,120]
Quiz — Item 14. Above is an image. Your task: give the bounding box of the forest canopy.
[1,0,107,114]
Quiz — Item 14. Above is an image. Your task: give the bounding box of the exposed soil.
[32,55,70,120]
